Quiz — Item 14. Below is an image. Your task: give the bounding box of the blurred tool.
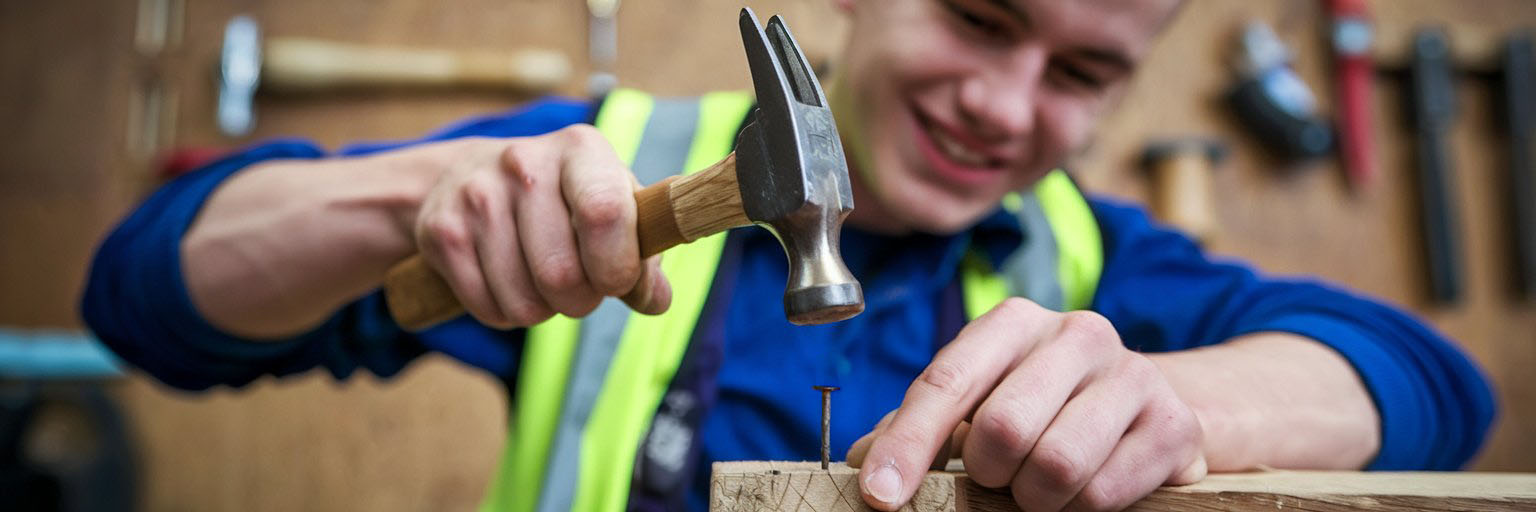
[385,9,864,329]
[1227,21,1334,162]
[1141,139,1229,245]
[1502,30,1536,297]
[217,15,572,136]
[587,0,620,96]
[0,329,134,512]
[1408,28,1463,304]
[1327,0,1377,191]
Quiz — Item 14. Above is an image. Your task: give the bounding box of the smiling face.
[830,0,1182,234]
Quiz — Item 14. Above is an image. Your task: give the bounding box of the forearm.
[182,144,446,339]
[1149,333,1381,471]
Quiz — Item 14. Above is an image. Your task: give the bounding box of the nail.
[865,462,902,504]
[813,385,838,470]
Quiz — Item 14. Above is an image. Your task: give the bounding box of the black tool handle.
[1504,31,1536,297]
[1411,29,1462,304]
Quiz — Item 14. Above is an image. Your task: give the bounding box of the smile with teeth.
[924,120,993,168]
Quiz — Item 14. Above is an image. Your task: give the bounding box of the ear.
[833,0,855,13]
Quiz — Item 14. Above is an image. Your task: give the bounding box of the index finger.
[857,298,1055,510]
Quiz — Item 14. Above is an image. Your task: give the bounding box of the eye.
[942,0,1010,40]
[1048,60,1108,92]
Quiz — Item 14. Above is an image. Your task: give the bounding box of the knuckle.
[1058,310,1118,349]
[498,142,533,169]
[1114,353,1160,384]
[916,360,970,403]
[460,177,500,217]
[973,407,1034,457]
[420,216,470,254]
[572,187,629,231]
[558,123,604,146]
[992,296,1040,318]
[1030,442,1090,493]
[534,255,584,292]
[1161,402,1204,449]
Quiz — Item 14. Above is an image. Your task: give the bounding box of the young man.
[83,0,1495,511]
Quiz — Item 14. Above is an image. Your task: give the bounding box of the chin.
[880,177,1000,235]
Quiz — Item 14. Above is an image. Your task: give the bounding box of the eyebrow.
[979,0,1136,73]
[980,0,1031,30]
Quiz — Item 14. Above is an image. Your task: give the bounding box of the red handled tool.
[1328,0,1377,191]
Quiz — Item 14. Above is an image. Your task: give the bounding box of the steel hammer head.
[735,9,863,325]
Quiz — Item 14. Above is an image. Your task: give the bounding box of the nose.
[957,45,1048,140]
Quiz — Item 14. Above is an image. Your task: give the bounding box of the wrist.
[334,142,461,259]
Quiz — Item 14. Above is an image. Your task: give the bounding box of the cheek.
[1032,93,1101,165]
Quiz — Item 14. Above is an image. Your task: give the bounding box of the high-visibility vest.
[479,89,1103,512]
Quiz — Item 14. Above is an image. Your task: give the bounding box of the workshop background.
[2,0,1534,509]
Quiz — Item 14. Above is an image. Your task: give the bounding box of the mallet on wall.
[216,15,571,137]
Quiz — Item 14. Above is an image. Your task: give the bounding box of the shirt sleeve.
[79,98,595,391]
[1087,196,1496,470]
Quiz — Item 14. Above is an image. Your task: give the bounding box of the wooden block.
[710,461,1536,511]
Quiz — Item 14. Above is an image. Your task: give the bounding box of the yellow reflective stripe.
[594,89,655,163]
[1035,171,1102,310]
[481,89,657,512]
[575,234,727,512]
[1001,192,1024,213]
[484,316,580,512]
[961,253,1010,321]
[573,92,752,512]
[684,91,756,172]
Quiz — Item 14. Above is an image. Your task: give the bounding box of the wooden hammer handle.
[1151,152,1218,245]
[383,153,748,331]
[262,37,570,92]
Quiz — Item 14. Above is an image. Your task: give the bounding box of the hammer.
[217,15,571,137]
[1141,139,1228,245]
[383,8,863,330]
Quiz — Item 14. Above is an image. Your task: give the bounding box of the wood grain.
[668,153,751,243]
[711,461,1536,512]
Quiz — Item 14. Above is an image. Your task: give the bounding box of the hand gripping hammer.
[383,8,864,330]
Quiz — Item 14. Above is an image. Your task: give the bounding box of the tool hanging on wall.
[1500,30,1536,298]
[1327,0,1378,191]
[1227,21,1334,163]
[216,15,572,137]
[587,0,620,96]
[1141,139,1229,245]
[1407,28,1464,305]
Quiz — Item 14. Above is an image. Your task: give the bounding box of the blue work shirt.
[81,98,1497,509]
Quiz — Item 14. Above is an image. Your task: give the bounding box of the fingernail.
[864,463,902,504]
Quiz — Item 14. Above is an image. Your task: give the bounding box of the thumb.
[847,410,899,468]
[853,414,969,511]
[620,255,672,315]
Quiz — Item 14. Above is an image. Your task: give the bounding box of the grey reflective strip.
[630,98,702,185]
[534,96,703,512]
[1002,192,1066,311]
[535,298,631,512]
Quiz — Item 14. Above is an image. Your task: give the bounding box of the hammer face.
[737,9,863,324]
